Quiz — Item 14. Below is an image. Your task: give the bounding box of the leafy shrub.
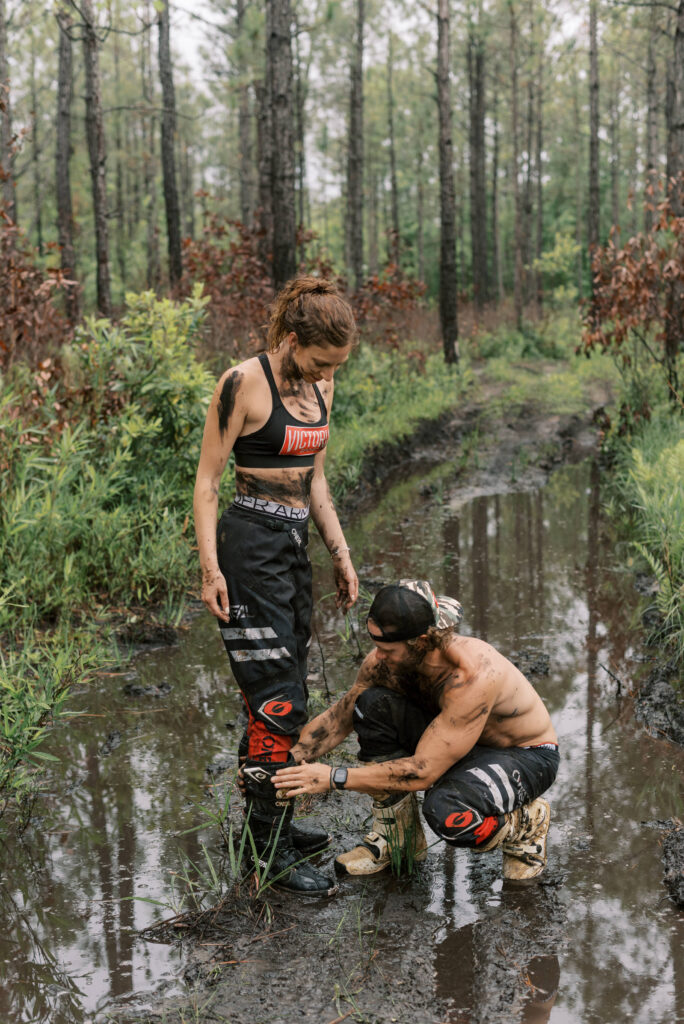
[612,414,684,666]
[581,198,684,412]
[327,344,472,494]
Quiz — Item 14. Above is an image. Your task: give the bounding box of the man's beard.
[377,647,440,712]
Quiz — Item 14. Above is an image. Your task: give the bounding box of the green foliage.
[0,630,104,819]
[1,286,214,631]
[532,232,581,307]
[612,414,684,667]
[473,305,582,362]
[327,344,472,495]
[0,288,214,815]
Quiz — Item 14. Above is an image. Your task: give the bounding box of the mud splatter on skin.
[493,707,520,723]
[462,702,490,725]
[217,371,243,438]
[280,348,307,393]
[236,468,314,505]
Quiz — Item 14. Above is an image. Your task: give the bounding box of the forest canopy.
[1,0,683,344]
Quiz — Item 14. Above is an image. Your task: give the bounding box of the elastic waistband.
[231,494,310,522]
[523,742,559,750]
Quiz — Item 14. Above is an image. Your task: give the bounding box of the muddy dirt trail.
[2,383,683,1024]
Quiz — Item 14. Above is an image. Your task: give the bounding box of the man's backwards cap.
[367,579,463,643]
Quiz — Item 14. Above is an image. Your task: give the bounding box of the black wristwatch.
[331,767,348,790]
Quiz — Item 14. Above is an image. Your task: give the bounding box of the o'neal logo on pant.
[258,696,294,727]
[279,424,329,457]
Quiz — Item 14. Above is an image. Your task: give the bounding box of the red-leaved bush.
[581,196,684,410]
[0,208,74,370]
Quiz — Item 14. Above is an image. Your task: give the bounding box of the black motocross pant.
[353,686,559,849]
[216,503,312,763]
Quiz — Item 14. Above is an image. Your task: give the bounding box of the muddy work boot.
[242,760,337,897]
[480,797,551,880]
[335,792,428,876]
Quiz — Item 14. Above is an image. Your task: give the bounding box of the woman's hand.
[332,552,358,611]
[201,565,230,622]
[272,761,332,797]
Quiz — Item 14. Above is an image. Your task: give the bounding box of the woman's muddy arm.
[193,368,247,621]
[309,453,358,610]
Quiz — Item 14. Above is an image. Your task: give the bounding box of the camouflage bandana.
[398,579,463,630]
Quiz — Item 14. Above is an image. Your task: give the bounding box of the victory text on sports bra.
[279,423,329,457]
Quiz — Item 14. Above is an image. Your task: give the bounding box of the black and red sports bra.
[233,353,329,469]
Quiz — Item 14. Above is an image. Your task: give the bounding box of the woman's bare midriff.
[235,466,315,508]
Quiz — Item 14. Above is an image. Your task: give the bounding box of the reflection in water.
[471,496,489,640]
[2,462,684,1023]
[433,883,563,1024]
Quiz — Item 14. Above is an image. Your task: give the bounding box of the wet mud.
[634,657,684,748]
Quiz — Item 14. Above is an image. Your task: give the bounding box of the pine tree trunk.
[182,140,194,239]
[573,68,583,298]
[491,66,503,303]
[610,74,620,246]
[55,6,79,321]
[509,1,523,329]
[523,35,534,306]
[588,0,600,254]
[158,0,182,287]
[644,12,658,231]
[468,19,488,308]
[111,0,125,299]
[81,0,111,316]
[347,0,364,290]
[293,7,306,260]
[268,0,296,288]
[0,0,16,222]
[237,0,254,229]
[437,0,458,363]
[665,0,684,402]
[535,47,543,313]
[667,0,684,215]
[368,158,378,276]
[30,29,42,254]
[142,4,160,290]
[256,76,273,268]
[416,145,425,283]
[387,30,399,270]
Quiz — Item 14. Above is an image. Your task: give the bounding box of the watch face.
[333,767,347,788]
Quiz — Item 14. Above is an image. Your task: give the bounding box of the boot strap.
[362,831,388,861]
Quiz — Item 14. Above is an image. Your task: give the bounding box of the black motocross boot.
[242,759,338,897]
[238,735,330,855]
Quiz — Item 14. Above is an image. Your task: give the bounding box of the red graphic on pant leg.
[445,810,474,830]
[240,691,293,763]
[248,720,292,763]
[262,699,293,717]
[474,815,500,845]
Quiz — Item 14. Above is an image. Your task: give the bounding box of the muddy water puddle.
[2,461,683,1024]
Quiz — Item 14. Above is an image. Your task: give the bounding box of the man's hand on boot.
[272,761,332,797]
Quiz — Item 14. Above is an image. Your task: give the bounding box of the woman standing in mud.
[193,276,358,897]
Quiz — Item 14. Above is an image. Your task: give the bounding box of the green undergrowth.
[325,346,472,496]
[604,404,684,672]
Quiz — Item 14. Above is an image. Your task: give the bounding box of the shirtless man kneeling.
[272,580,559,880]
